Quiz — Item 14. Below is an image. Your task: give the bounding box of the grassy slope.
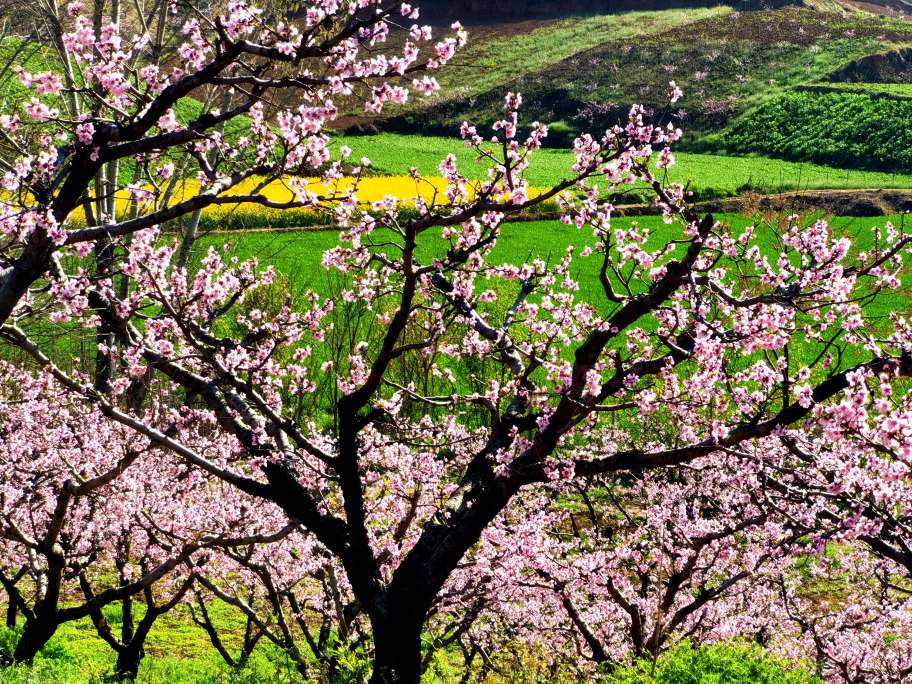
[425,7,730,105]
[336,132,912,197]
[380,6,912,143]
[0,40,57,107]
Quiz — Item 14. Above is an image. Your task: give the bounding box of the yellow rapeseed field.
[69,175,555,229]
[222,175,459,204]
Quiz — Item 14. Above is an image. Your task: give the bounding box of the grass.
[335,133,912,199]
[607,640,820,684]
[191,212,912,310]
[0,617,819,684]
[0,602,305,684]
[0,39,56,108]
[183,210,912,430]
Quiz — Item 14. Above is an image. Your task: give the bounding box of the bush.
[605,642,820,684]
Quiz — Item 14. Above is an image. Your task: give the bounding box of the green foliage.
[0,607,311,684]
[0,627,21,662]
[713,90,912,172]
[604,641,820,684]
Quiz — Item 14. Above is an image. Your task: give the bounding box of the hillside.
[359,2,912,172]
[417,0,800,23]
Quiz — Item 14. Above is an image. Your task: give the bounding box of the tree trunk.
[114,643,144,681]
[13,617,57,663]
[369,612,423,684]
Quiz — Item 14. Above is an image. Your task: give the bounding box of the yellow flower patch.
[66,175,556,230]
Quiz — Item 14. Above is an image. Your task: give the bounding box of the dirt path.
[694,188,912,217]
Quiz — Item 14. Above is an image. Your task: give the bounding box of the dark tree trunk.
[5,601,15,629]
[112,595,145,681]
[13,617,57,663]
[108,590,172,680]
[361,477,520,684]
[369,611,423,684]
[114,643,144,681]
[15,556,64,663]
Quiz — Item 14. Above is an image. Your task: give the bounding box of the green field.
[0,615,818,684]
[0,605,302,684]
[185,211,911,407]
[338,133,912,200]
[193,213,911,306]
[0,39,55,105]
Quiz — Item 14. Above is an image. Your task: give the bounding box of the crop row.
[711,90,912,173]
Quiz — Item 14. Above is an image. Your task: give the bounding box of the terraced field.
[708,89,912,171]
[347,2,912,179]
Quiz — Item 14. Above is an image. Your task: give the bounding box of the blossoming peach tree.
[1,0,912,681]
[0,366,295,676]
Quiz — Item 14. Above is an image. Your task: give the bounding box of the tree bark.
[114,642,144,681]
[13,616,57,663]
[369,610,423,684]
[14,549,66,663]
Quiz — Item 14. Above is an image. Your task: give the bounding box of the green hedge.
[714,91,912,174]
